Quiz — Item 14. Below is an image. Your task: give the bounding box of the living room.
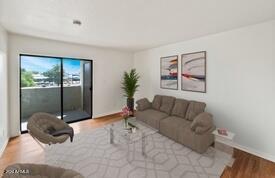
[0,0,274,177]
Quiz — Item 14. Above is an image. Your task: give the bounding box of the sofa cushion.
[190,112,213,134]
[185,101,206,121]
[136,98,151,111]
[159,116,190,141]
[136,109,168,129]
[171,99,189,118]
[159,96,176,114]
[152,95,162,110]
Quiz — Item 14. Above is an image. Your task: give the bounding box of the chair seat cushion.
[136,109,168,129]
[50,127,74,142]
[159,116,190,140]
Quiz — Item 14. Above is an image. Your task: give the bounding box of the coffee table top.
[105,117,158,143]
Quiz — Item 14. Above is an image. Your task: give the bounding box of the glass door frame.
[19,54,93,133]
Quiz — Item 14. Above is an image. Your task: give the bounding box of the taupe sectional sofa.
[136,95,215,153]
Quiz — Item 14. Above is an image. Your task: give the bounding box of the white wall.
[8,34,133,137]
[0,24,8,156]
[134,20,275,161]
[0,25,8,52]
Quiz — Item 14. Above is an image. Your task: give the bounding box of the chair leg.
[28,131,46,150]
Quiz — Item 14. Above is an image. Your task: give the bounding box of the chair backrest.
[27,112,69,132]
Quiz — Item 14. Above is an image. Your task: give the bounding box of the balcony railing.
[21,85,82,120]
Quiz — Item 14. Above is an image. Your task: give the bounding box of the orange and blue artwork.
[160,55,178,90]
[181,51,206,93]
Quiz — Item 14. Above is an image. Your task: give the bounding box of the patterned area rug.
[45,121,231,178]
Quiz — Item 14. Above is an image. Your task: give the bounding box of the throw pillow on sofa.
[136,98,151,111]
[185,101,206,121]
[159,96,176,114]
[152,95,162,110]
[171,99,189,118]
[190,112,213,134]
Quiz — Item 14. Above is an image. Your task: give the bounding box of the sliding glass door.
[20,55,93,132]
[62,59,92,122]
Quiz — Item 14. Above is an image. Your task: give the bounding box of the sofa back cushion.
[185,101,206,121]
[159,96,175,114]
[152,95,162,110]
[171,99,189,118]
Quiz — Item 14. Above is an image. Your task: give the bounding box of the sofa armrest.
[136,98,152,111]
[190,112,214,134]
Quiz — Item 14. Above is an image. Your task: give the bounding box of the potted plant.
[121,69,140,116]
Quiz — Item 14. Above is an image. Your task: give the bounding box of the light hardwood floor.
[1,114,275,177]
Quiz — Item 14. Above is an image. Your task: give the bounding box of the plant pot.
[127,97,134,116]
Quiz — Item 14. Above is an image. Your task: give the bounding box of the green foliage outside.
[21,65,64,87]
[121,69,140,98]
[21,68,35,87]
[43,64,61,86]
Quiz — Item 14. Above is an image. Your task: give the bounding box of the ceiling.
[0,0,274,52]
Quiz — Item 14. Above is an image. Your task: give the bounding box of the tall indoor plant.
[121,69,140,116]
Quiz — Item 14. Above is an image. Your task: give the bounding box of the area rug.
[44,121,232,178]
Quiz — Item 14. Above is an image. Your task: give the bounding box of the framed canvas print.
[160,55,178,90]
[181,51,206,93]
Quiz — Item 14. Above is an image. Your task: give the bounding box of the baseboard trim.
[234,143,275,163]
[93,111,121,119]
[0,138,8,158]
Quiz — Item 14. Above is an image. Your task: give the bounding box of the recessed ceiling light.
[73,19,82,26]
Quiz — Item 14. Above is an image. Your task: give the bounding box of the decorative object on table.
[212,128,235,167]
[217,128,228,136]
[121,69,140,116]
[181,51,206,93]
[121,106,132,129]
[160,55,178,90]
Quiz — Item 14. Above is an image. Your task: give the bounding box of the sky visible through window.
[21,56,80,74]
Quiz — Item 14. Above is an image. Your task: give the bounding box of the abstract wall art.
[181,51,206,93]
[160,55,178,90]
